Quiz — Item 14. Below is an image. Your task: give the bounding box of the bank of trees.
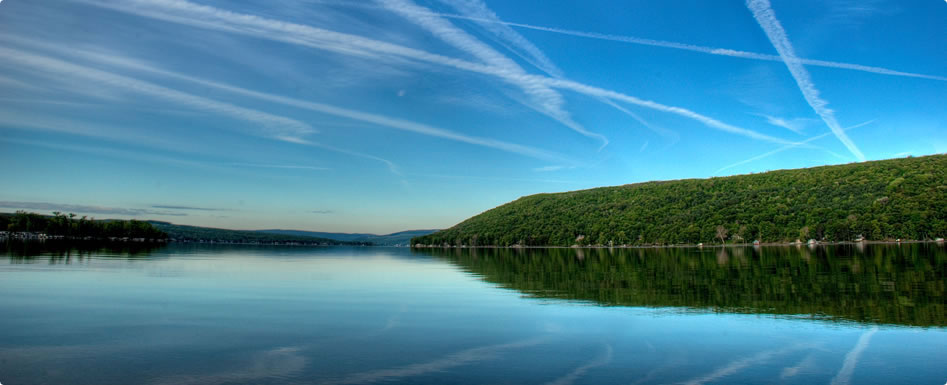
[413,155,946,246]
[0,211,167,240]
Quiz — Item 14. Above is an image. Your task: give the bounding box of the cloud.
[0,46,314,143]
[7,34,571,167]
[639,140,649,152]
[224,163,330,171]
[754,113,816,134]
[533,165,566,172]
[310,210,334,214]
[428,0,676,142]
[830,328,878,385]
[76,0,783,147]
[436,0,563,77]
[378,0,608,147]
[746,0,866,161]
[0,201,187,217]
[151,205,229,211]
[410,7,945,82]
[715,119,875,174]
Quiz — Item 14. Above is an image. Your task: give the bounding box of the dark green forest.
[415,244,946,327]
[414,155,946,247]
[0,211,167,240]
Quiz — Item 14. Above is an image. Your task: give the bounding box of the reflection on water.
[1,240,166,263]
[0,244,944,384]
[416,244,946,327]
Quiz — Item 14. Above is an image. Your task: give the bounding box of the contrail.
[0,46,314,142]
[747,0,866,161]
[830,328,878,385]
[376,0,608,147]
[431,0,675,143]
[715,119,875,174]
[1,36,573,166]
[387,5,946,82]
[75,0,787,146]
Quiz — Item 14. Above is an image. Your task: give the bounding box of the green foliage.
[413,155,947,246]
[0,211,167,239]
[415,244,947,327]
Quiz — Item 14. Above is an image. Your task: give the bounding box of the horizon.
[1,0,944,234]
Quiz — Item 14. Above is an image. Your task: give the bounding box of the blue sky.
[0,0,944,233]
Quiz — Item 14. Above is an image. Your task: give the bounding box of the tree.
[716,225,728,245]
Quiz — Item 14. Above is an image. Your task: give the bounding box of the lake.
[1,242,944,384]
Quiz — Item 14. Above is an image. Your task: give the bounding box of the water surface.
[1,242,944,384]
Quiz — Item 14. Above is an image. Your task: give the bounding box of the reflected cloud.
[317,337,546,385]
[679,344,810,385]
[780,353,816,379]
[830,327,878,385]
[149,346,307,385]
[544,344,613,385]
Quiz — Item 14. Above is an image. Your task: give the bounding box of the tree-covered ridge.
[0,211,167,240]
[148,222,366,245]
[413,155,946,247]
[415,244,946,327]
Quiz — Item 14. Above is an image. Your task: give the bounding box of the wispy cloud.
[10,33,572,168]
[543,345,613,385]
[426,0,677,142]
[224,163,331,171]
[310,210,335,214]
[830,328,878,385]
[753,113,816,134]
[151,205,229,211]
[0,46,315,143]
[377,0,608,147]
[533,165,566,172]
[715,119,875,174]
[76,0,783,147]
[0,201,187,217]
[405,7,945,82]
[746,0,866,161]
[639,140,649,152]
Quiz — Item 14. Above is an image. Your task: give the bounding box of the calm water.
[1,242,944,385]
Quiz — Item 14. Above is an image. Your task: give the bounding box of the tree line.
[0,211,168,240]
[413,154,946,246]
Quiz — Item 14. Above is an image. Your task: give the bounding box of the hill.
[148,222,365,245]
[257,229,438,246]
[413,155,947,247]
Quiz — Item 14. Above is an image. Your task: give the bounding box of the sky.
[0,0,944,234]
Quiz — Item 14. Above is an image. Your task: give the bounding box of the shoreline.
[411,239,945,249]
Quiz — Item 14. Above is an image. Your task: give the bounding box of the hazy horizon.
[1,0,944,233]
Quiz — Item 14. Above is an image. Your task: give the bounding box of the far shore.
[411,239,945,249]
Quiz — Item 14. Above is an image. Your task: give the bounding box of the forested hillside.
[413,155,946,247]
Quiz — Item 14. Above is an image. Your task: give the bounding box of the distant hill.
[413,154,947,247]
[258,229,438,246]
[148,222,364,245]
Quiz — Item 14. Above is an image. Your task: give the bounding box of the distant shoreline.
[411,239,945,249]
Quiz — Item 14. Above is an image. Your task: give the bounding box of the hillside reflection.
[416,244,946,327]
[0,240,167,263]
